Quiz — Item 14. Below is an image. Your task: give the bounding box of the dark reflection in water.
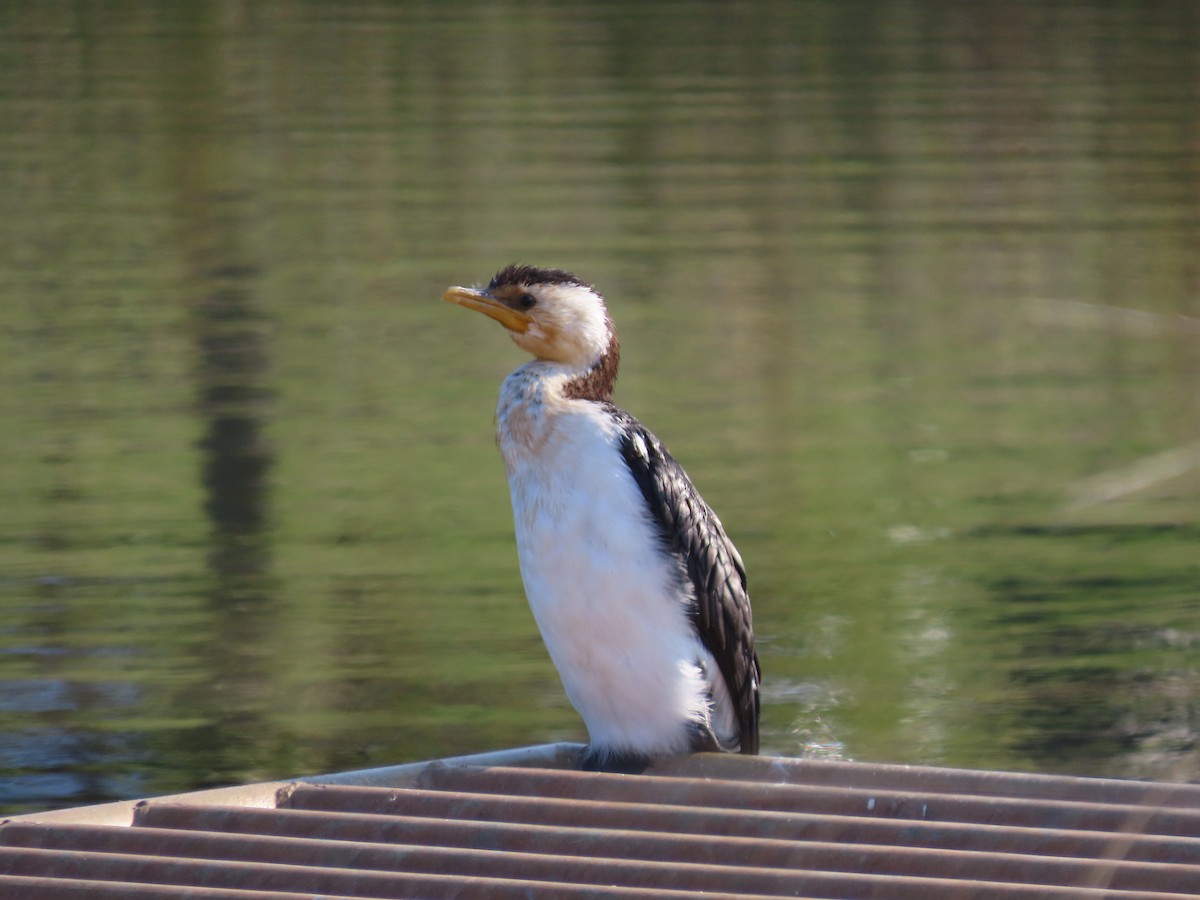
[1,1,1197,814]
[161,11,280,789]
[187,247,279,788]
[195,263,273,580]
[975,523,1200,780]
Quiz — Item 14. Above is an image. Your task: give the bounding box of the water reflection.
[196,264,273,576]
[1,1,1197,814]
[189,250,279,787]
[163,15,280,787]
[980,524,1200,779]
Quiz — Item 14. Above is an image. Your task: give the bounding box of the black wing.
[614,409,761,754]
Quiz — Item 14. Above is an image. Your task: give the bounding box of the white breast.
[497,376,711,757]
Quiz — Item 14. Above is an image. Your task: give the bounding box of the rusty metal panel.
[26,806,1192,894]
[0,874,318,899]
[406,764,1200,835]
[1,832,1196,900]
[135,801,1200,867]
[4,749,1200,898]
[283,774,1200,841]
[1,819,901,897]
[0,844,771,900]
[648,754,1200,807]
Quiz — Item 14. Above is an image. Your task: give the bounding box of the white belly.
[503,407,709,757]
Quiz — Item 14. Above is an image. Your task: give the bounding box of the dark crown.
[489,264,593,292]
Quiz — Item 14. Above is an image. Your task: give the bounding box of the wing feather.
[614,410,761,754]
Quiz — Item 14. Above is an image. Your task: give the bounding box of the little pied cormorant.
[444,264,760,773]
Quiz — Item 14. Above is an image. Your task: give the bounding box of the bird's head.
[442,264,616,371]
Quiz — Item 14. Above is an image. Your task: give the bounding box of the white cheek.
[514,320,588,364]
[537,286,611,363]
[511,326,551,358]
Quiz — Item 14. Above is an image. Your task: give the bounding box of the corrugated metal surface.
[3,743,1200,899]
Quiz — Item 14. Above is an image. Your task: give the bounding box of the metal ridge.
[2,746,1198,898]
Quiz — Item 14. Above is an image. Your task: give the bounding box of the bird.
[443,264,760,773]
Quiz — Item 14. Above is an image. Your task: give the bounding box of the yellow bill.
[442,286,532,333]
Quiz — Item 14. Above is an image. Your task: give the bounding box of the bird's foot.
[579,746,652,775]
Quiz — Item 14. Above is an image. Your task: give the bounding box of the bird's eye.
[517,293,537,310]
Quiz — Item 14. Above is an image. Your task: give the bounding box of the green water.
[1,1,1198,814]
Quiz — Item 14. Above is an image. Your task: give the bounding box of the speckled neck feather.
[562,325,620,403]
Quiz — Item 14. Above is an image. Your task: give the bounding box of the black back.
[614,409,761,754]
